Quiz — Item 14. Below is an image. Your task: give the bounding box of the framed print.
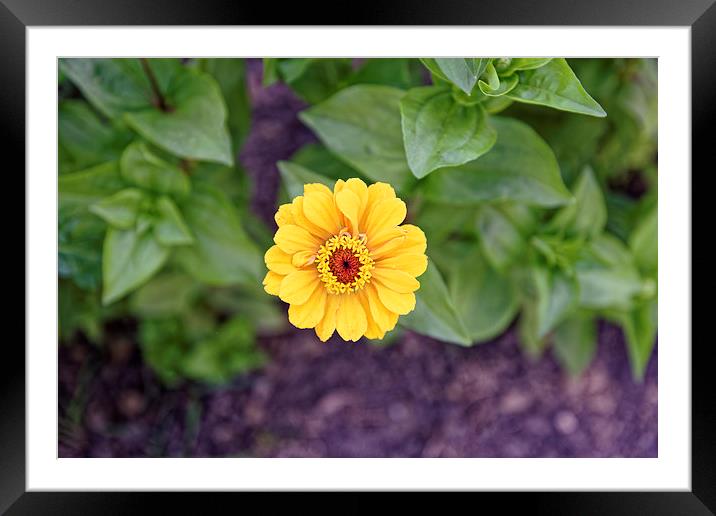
[5,0,710,513]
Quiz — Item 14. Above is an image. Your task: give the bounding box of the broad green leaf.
[130,271,199,318]
[575,233,644,310]
[400,261,472,346]
[58,161,124,212]
[415,203,478,248]
[553,312,597,375]
[58,100,133,174]
[278,58,353,104]
[548,166,606,238]
[400,86,496,178]
[120,141,190,197]
[448,246,519,342]
[60,58,158,119]
[125,69,233,165]
[89,188,146,229]
[494,58,553,76]
[197,58,251,152]
[299,85,415,192]
[476,205,525,271]
[629,204,657,277]
[102,226,170,304]
[422,117,572,207]
[174,183,262,285]
[278,161,336,200]
[58,211,105,290]
[507,58,606,117]
[153,196,194,246]
[348,58,425,89]
[421,58,490,95]
[138,317,188,386]
[290,143,361,180]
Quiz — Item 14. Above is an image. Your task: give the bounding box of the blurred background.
[59,58,657,457]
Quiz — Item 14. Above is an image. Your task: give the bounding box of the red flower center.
[329,248,361,284]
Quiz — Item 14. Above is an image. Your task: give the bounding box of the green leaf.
[290,143,361,180]
[278,161,336,200]
[507,58,606,117]
[153,196,194,246]
[174,183,262,285]
[348,58,425,89]
[617,300,657,380]
[58,100,133,174]
[125,69,234,165]
[262,58,280,87]
[197,58,251,152]
[448,246,519,342]
[138,317,188,386]
[575,233,643,310]
[89,188,146,229]
[59,58,160,119]
[58,211,105,290]
[422,117,572,207]
[120,141,190,197]
[278,58,353,104]
[182,316,266,384]
[59,161,124,212]
[553,312,598,375]
[102,226,170,304]
[421,58,490,95]
[400,261,472,346]
[476,205,526,271]
[400,86,496,178]
[478,73,518,97]
[130,272,199,318]
[299,85,415,192]
[521,265,579,340]
[548,166,607,238]
[629,204,657,277]
[494,58,553,76]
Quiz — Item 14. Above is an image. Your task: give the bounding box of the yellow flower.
[263,178,428,342]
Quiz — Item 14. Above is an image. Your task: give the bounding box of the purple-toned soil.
[57,59,657,458]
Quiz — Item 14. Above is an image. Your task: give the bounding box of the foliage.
[58,57,657,383]
[271,57,657,379]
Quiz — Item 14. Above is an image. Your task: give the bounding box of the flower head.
[263,178,427,342]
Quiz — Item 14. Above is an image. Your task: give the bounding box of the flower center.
[317,233,374,294]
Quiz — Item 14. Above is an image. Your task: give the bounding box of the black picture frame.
[5,1,708,513]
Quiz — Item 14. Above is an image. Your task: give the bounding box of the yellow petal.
[375,253,428,277]
[274,203,295,227]
[363,285,394,334]
[335,293,368,341]
[264,245,295,275]
[364,315,384,340]
[401,224,427,255]
[291,196,332,240]
[304,183,333,196]
[303,191,343,236]
[279,269,319,305]
[335,188,362,235]
[274,224,321,254]
[315,293,340,341]
[372,268,420,293]
[369,231,407,260]
[291,250,316,268]
[344,178,368,215]
[368,226,407,251]
[364,197,407,242]
[263,271,284,296]
[288,284,327,329]
[375,282,416,315]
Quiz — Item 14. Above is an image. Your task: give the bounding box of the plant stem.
[140,58,172,112]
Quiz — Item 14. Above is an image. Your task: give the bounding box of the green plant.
[272,57,657,379]
[58,57,657,382]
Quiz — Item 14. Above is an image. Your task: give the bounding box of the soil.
[58,59,657,458]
